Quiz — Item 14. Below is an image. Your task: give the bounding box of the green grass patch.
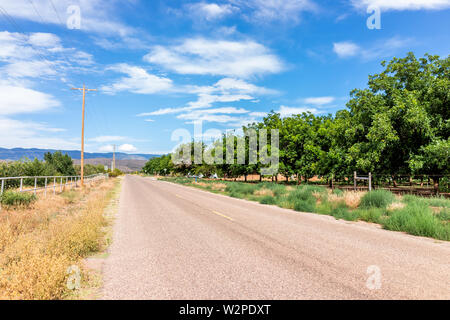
[403,195,450,208]
[259,195,277,205]
[0,191,37,208]
[293,199,316,213]
[360,190,395,209]
[354,208,385,223]
[383,202,450,241]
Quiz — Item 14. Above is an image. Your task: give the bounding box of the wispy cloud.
[186,2,237,21]
[333,37,413,60]
[303,96,335,105]
[101,64,173,95]
[90,136,128,143]
[277,105,319,117]
[144,38,284,78]
[230,0,317,24]
[350,0,450,11]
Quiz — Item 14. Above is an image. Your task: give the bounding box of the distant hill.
[72,158,148,172]
[0,147,159,161]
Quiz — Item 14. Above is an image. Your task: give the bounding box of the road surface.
[102,175,450,299]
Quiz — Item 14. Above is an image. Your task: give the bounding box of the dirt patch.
[254,189,275,197]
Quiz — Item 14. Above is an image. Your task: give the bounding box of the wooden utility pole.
[112,144,116,171]
[71,85,97,187]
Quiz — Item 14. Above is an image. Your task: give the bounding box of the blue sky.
[0,0,449,154]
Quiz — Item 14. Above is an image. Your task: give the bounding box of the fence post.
[54,177,56,195]
[20,178,23,192]
[34,177,37,195]
[60,177,63,192]
[1,179,4,196]
[354,171,357,191]
[369,172,372,192]
[44,177,47,197]
[331,173,334,190]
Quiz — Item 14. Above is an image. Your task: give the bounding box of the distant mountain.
[0,147,159,161]
[72,158,148,172]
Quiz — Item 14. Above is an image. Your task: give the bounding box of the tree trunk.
[259,174,262,182]
[244,174,247,182]
[433,176,440,195]
[392,175,397,188]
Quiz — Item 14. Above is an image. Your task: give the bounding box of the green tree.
[44,151,76,176]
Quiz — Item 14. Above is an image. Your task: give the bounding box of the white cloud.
[90,136,127,143]
[137,77,274,118]
[28,32,61,47]
[333,41,360,58]
[99,145,114,152]
[99,144,137,153]
[101,64,173,95]
[145,119,155,122]
[178,113,242,124]
[351,0,450,11]
[2,60,57,78]
[0,31,95,80]
[0,85,60,115]
[333,37,412,60]
[118,144,138,152]
[144,38,284,78]
[232,0,317,24]
[0,117,77,150]
[0,0,136,37]
[213,78,276,94]
[277,106,319,117]
[249,111,267,117]
[303,96,335,105]
[188,2,236,20]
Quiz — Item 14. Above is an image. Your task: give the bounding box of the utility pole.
[71,84,97,187]
[112,144,116,171]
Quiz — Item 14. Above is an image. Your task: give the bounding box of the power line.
[48,0,65,26]
[26,0,45,23]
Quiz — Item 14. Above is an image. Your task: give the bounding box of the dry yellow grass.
[387,202,406,212]
[254,189,275,197]
[327,190,364,209]
[0,178,118,300]
[342,191,364,209]
[211,183,227,191]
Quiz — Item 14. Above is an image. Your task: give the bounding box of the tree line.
[0,151,109,188]
[142,53,449,189]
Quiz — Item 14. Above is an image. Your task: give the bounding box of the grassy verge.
[0,178,121,300]
[160,177,450,241]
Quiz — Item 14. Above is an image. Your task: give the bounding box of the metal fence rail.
[0,173,108,197]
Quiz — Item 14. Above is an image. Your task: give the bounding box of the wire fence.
[0,173,109,197]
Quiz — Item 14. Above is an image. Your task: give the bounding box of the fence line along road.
[0,173,108,197]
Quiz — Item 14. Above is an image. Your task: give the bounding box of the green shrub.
[109,168,123,178]
[264,183,287,196]
[437,208,450,222]
[383,202,450,240]
[259,195,276,205]
[355,208,384,223]
[0,191,37,207]
[332,188,343,196]
[360,190,395,209]
[403,195,450,208]
[293,199,316,213]
[288,186,321,203]
[317,202,333,215]
[225,183,257,196]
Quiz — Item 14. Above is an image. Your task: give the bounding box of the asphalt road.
[102,175,450,299]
